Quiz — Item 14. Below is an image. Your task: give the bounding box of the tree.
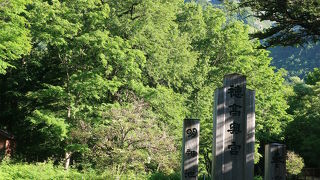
[239,0,320,47]
[305,68,320,85]
[0,0,31,74]
[1,0,187,174]
[89,101,178,178]
[0,0,146,168]
[286,74,320,168]
[106,0,198,92]
[24,0,150,169]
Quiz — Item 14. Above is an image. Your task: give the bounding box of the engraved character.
[227,122,241,134]
[186,128,197,138]
[228,141,241,155]
[186,149,198,157]
[228,85,243,98]
[228,104,242,116]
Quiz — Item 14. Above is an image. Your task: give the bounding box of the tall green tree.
[24,0,148,169]
[104,0,195,149]
[0,0,31,74]
[1,0,187,174]
[286,73,320,168]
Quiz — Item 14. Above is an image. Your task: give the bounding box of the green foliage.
[208,1,320,78]
[239,0,320,47]
[0,0,31,74]
[0,0,292,177]
[254,142,262,164]
[27,110,68,139]
[286,73,320,168]
[306,68,320,85]
[286,151,304,175]
[88,101,179,177]
[148,172,180,180]
[106,0,197,91]
[0,161,108,180]
[270,44,320,78]
[177,2,291,174]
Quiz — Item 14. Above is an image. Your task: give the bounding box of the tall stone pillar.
[212,74,255,180]
[265,143,286,180]
[182,119,200,180]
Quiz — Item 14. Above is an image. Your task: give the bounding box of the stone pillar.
[182,119,200,180]
[212,73,255,180]
[265,143,286,180]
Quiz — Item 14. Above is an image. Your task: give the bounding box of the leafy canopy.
[239,0,320,47]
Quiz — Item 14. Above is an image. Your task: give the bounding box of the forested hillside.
[0,0,319,179]
[270,44,320,78]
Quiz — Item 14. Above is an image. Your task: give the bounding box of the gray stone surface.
[212,74,255,180]
[182,119,200,180]
[265,143,286,180]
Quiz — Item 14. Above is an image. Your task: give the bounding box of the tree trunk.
[64,151,72,170]
[64,55,72,170]
[64,105,72,170]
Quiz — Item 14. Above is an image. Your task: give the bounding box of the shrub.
[286,151,304,175]
[0,161,108,180]
[148,172,180,180]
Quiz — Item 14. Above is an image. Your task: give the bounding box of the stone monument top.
[223,73,246,87]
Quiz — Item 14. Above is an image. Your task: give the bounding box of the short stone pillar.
[264,143,286,180]
[212,74,255,180]
[182,119,200,180]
